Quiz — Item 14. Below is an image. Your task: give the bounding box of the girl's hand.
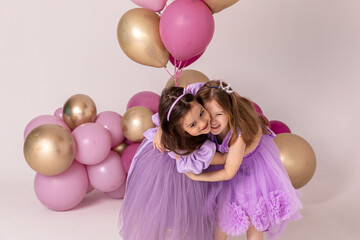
[153,127,165,152]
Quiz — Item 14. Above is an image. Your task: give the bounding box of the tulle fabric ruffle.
[216,134,303,239]
[119,140,220,240]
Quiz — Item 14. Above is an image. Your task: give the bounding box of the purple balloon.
[54,107,63,119]
[34,161,88,211]
[269,120,291,134]
[126,91,160,114]
[121,143,141,173]
[87,151,126,192]
[95,111,125,147]
[160,0,214,61]
[72,123,112,165]
[169,50,205,69]
[105,181,126,199]
[24,115,71,139]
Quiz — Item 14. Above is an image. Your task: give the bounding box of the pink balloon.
[87,151,126,192]
[160,0,214,61]
[105,181,126,199]
[121,143,141,173]
[252,101,263,115]
[131,0,167,12]
[126,138,135,145]
[95,111,125,147]
[34,161,88,211]
[126,91,160,114]
[169,50,205,69]
[54,107,63,119]
[72,123,112,165]
[86,183,95,194]
[262,115,270,126]
[24,115,71,139]
[269,120,291,134]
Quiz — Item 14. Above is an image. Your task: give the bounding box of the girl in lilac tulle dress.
[119,83,225,240]
[186,80,303,240]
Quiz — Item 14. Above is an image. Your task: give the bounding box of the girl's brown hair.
[158,87,208,155]
[196,80,268,147]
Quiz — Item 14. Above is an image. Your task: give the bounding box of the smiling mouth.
[201,122,209,131]
[211,125,220,130]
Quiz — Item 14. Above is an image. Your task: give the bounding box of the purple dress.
[210,130,302,239]
[119,83,219,240]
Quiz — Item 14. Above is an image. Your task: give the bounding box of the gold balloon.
[23,124,76,175]
[121,106,155,142]
[117,8,169,68]
[204,0,240,13]
[273,133,316,189]
[62,94,97,130]
[165,69,210,88]
[112,142,129,155]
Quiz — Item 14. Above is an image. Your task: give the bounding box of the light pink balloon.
[270,120,291,134]
[105,180,126,199]
[126,91,160,114]
[121,143,141,173]
[160,0,214,61]
[95,111,125,147]
[86,151,126,192]
[34,161,88,211]
[24,115,71,139]
[131,0,167,12]
[169,50,205,69]
[86,184,95,194]
[72,123,112,165]
[54,107,63,119]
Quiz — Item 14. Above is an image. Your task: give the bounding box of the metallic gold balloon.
[274,133,316,189]
[203,0,240,13]
[62,94,97,130]
[117,8,169,68]
[23,124,76,175]
[112,142,129,155]
[165,69,210,88]
[121,106,155,142]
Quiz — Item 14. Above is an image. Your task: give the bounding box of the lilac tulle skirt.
[216,134,303,239]
[119,139,220,240]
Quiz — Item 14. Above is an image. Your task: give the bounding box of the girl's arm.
[185,136,246,181]
[210,152,227,165]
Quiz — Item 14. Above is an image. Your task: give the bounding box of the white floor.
[0,171,357,240]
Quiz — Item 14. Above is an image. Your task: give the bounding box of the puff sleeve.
[168,140,216,174]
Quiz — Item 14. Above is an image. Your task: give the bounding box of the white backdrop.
[1,0,359,239]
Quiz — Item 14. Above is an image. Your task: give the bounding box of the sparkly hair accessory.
[218,81,234,95]
[167,85,196,121]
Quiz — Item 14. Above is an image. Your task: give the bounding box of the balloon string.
[163,57,185,87]
[164,67,176,83]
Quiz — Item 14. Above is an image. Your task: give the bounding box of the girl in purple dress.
[119,83,225,240]
[186,80,303,240]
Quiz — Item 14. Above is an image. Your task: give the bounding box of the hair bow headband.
[167,85,197,121]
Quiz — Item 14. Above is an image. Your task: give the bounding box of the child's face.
[181,102,211,136]
[204,99,229,136]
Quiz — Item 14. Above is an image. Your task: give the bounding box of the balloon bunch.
[117,0,240,84]
[23,92,160,211]
[253,103,317,189]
